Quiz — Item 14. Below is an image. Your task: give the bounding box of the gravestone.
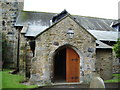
[90,77,105,88]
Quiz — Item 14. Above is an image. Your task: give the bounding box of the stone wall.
[1,0,23,68]
[112,48,120,73]
[2,32,18,68]
[113,58,120,73]
[30,16,96,85]
[19,34,27,75]
[96,49,113,80]
[19,32,35,79]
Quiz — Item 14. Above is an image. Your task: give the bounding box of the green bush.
[113,38,120,58]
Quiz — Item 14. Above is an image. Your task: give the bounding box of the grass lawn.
[0,69,38,89]
[104,74,120,83]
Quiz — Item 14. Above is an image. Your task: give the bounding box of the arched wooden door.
[53,47,80,82]
[66,47,80,82]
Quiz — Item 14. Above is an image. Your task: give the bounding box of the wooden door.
[66,48,80,82]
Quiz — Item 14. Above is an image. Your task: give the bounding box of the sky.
[24,0,120,19]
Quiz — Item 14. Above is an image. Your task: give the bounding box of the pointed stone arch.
[50,44,84,83]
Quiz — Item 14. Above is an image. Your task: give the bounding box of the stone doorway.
[54,48,66,82]
[53,46,80,83]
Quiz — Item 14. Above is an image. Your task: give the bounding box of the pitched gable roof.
[15,11,54,27]
[15,10,116,37]
[15,11,115,28]
[88,30,118,41]
[74,16,115,31]
[35,13,96,39]
[96,40,112,49]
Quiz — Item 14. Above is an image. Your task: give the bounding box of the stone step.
[105,83,119,88]
[33,83,119,89]
[42,84,89,88]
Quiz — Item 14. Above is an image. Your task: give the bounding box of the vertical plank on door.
[66,48,80,82]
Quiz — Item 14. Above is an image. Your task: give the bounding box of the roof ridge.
[21,10,116,20]
[21,10,57,14]
[73,14,115,20]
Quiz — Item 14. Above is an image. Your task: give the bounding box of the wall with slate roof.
[30,15,96,85]
[15,11,116,33]
[17,10,116,85]
[1,0,118,85]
